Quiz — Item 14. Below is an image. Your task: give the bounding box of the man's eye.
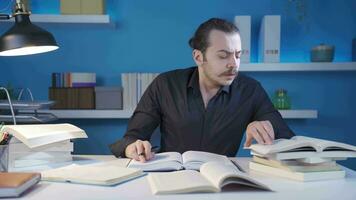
[218,54,228,59]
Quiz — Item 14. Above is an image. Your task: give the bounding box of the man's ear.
[192,49,204,66]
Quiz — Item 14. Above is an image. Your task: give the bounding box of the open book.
[128,151,230,171]
[3,123,88,148]
[147,161,271,195]
[247,136,356,160]
[41,163,143,186]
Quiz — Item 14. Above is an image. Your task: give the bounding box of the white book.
[3,123,87,148]
[252,156,341,172]
[258,15,281,63]
[128,151,231,171]
[148,161,271,195]
[247,136,356,160]
[8,140,73,153]
[234,16,251,63]
[249,161,345,182]
[121,73,129,110]
[252,150,356,161]
[41,163,143,186]
[9,151,72,161]
[11,156,73,168]
[70,73,96,83]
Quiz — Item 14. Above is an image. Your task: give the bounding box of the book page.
[128,152,183,171]
[147,170,218,194]
[200,162,271,191]
[182,151,230,170]
[4,124,87,148]
[247,136,318,155]
[295,136,356,152]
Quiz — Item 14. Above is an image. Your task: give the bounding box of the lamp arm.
[0,14,11,20]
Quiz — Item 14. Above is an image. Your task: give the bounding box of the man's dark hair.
[189,18,240,54]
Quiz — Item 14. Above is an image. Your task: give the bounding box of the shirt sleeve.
[109,76,162,157]
[252,83,295,139]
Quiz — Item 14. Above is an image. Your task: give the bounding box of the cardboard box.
[60,0,81,15]
[49,87,95,109]
[60,0,105,15]
[81,0,106,14]
[95,87,123,110]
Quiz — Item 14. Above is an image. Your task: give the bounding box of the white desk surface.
[6,155,356,200]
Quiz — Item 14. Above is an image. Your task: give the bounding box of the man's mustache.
[219,69,238,76]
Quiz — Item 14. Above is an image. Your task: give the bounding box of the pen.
[230,159,246,173]
[138,146,160,156]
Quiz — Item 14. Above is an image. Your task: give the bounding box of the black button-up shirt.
[110,67,294,157]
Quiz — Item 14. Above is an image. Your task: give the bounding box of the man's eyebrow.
[217,49,242,54]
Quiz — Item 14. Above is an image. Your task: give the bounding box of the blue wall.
[0,0,355,169]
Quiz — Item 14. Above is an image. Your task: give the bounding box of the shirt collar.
[187,67,231,94]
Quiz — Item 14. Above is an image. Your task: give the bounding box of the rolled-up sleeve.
[252,83,295,139]
[109,76,162,157]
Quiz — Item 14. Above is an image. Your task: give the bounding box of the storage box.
[95,87,123,110]
[60,0,105,15]
[60,0,81,15]
[81,0,106,14]
[49,87,95,109]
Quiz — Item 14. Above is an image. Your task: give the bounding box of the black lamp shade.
[0,14,59,56]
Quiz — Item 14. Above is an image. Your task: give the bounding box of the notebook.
[41,163,143,186]
[127,151,230,171]
[147,161,271,194]
[0,172,41,197]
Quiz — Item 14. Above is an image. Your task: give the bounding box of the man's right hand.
[125,140,154,162]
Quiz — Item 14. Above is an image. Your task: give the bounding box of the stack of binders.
[247,136,356,181]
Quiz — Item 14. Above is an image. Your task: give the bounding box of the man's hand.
[125,140,154,162]
[244,120,275,147]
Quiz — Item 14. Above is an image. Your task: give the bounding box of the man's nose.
[227,56,239,69]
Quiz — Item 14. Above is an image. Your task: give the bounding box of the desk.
[6,155,356,200]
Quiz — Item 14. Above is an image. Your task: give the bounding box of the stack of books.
[247,136,356,181]
[0,124,87,172]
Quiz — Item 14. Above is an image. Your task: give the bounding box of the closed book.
[8,140,73,153]
[41,163,143,186]
[252,156,341,172]
[249,161,345,181]
[0,172,40,197]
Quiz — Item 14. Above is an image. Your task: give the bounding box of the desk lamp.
[0,0,59,56]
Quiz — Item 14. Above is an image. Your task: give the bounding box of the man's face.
[197,30,241,87]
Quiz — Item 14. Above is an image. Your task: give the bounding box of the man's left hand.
[244,120,275,147]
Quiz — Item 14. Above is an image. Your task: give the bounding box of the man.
[110,18,294,162]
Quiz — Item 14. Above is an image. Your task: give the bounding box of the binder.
[258,15,281,63]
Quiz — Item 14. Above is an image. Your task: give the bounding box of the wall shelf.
[3,14,112,25]
[19,109,318,119]
[239,62,356,72]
